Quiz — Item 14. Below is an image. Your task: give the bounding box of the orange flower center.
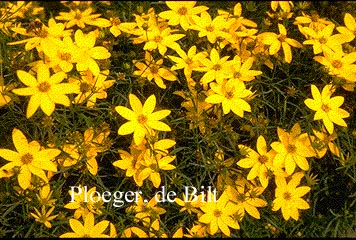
[234,72,242,79]
[38,82,51,93]
[278,34,286,42]
[150,65,159,74]
[287,144,296,153]
[283,192,292,200]
[185,57,193,65]
[137,114,148,124]
[206,25,215,32]
[321,103,331,113]
[258,155,268,164]
[225,91,234,99]
[212,64,221,71]
[214,209,222,217]
[75,10,82,20]
[80,82,92,93]
[331,60,343,69]
[177,7,188,15]
[319,37,327,44]
[21,153,34,165]
[111,17,121,26]
[311,13,320,22]
[154,35,162,43]
[60,53,72,61]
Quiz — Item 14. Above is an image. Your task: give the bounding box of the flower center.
[258,155,268,164]
[225,91,234,99]
[234,72,242,79]
[21,153,34,165]
[60,53,72,61]
[321,103,331,113]
[206,25,215,32]
[278,34,286,42]
[150,65,159,74]
[38,82,51,93]
[283,192,292,200]
[319,37,327,44]
[185,57,193,65]
[212,64,221,71]
[311,13,320,22]
[177,7,188,15]
[154,35,162,43]
[80,82,92,93]
[213,209,222,217]
[75,10,82,20]
[111,17,121,26]
[332,60,343,69]
[137,114,148,124]
[287,144,296,153]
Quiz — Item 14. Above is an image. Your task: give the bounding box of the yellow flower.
[258,23,303,63]
[64,185,104,219]
[205,79,253,117]
[0,84,12,106]
[133,51,177,89]
[270,1,294,12]
[36,183,57,207]
[69,69,115,108]
[313,48,356,83]
[198,191,240,236]
[175,193,203,214]
[337,13,356,40]
[271,123,316,175]
[312,128,341,158]
[122,227,148,238]
[158,1,209,31]
[12,63,79,118]
[304,84,350,134]
[272,172,310,221]
[60,213,110,238]
[302,24,353,54]
[30,206,58,228]
[237,135,276,188]
[229,56,262,82]
[197,48,233,84]
[55,7,111,29]
[190,11,231,44]
[115,94,171,145]
[72,29,111,77]
[294,12,333,35]
[0,128,60,189]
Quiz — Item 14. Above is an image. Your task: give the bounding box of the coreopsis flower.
[60,213,110,238]
[258,23,303,63]
[55,7,111,29]
[122,227,148,238]
[0,128,60,189]
[143,26,185,56]
[184,224,208,238]
[0,83,12,106]
[197,48,233,84]
[226,184,267,220]
[237,135,277,188]
[304,84,350,134]
[302,24,353,54]
[205,79,253,117]
[312,128,341,158]
[270,1,294,13]
[272,172,311,221]
[175,193,203,214]
[115,94,171,145]
[337,13,356,40]
[109,17,127,37]
[168,46,208,78]
[133,51,177,89]
[313,48,356,83]
[69,69,115,107]
[36,183,57,207]
[30,206,58,228]
[271,123,317,175]
[198,191,240,236]
[64,185,104,219]
[229,56,262,83]
[190,11,231,44]
[158,1,209,31]
[294,11,333,34]
[72,29,111,76]
[12,63,79,118]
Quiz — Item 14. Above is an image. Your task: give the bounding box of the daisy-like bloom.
[158,1,209,31]
[302,24,353,55]
[229,56,262,83]
[313,48,356,83]
[168,46,207,79]
[272,172,311,221]
[0,83,12,106]
[12,63,79,118]
[64,185,104,219]
[225,183,267,220]
[175,193,203,214]
[312,128,341,158]
[304,84,350,134]
[197,48,233,84]
[190,11,231,44]
[294,11,333,34]
[184,223,208,238]
[271,123,317,175]
[122,227,148,238]
[0,128,60,189]
[36,183,57,207]
[270,1,294,13]
[60,212,110,238]
[237,135,277,188]
[55,7,111,29]
[133,51,177,89]
[337,13,356,40]
[109,17,126,37]
[69,69,115,107]
[72,29,111,77]
[143,26,185,56]
[138,150,176,188]
[30,206,58,228]
[199,191,240,236]
[205,79,253,117]
[258,23,303,63]
[115,94,171,145]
